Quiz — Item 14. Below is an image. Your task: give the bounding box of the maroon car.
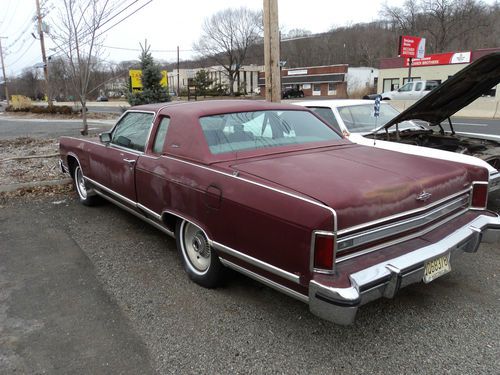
[59,100,500,324]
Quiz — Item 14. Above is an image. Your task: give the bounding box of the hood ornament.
[416,191,432,202]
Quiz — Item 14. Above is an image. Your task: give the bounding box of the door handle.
[123,158,136,165]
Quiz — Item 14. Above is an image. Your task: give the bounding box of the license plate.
[423,254,451,283]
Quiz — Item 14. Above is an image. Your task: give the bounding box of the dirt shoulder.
[0,137,72,203]
[3,111,119,121]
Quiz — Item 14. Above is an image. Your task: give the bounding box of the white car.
[295,99,500,197]
[295,53,500,200]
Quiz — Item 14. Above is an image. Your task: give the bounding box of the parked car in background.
[295,52,500,200]
[96,95,109,102]
[282,87,304,99]
[379,80,439,100]
[59,100,500,325]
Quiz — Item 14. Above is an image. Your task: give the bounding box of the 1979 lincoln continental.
[59,100,500,324]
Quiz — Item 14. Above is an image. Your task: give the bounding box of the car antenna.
[373,95,381,146]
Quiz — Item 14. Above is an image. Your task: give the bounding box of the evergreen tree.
[193,69,213,97]
[127,41,170,105]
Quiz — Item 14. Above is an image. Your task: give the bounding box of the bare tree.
[381,0,422,36]
[49,0,116,135]
[194,7,262,95]
[381,0,492,53]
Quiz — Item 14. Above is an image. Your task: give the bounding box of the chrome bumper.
[309,214,500,325]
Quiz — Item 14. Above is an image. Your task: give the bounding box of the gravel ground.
[3,192,498,375]
[0,137,60,185]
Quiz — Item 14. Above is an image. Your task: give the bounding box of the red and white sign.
[399,35,426,58]
[404,51,471,67]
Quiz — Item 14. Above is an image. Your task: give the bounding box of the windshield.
[337,104,421,133]
[200,110,342,154]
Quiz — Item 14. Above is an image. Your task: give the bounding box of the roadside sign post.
[398,35,426,82]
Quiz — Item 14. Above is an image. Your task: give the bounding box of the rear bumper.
[309,213,500,325]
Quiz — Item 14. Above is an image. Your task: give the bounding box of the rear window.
[425,81,439,90]
[199,110,342,154]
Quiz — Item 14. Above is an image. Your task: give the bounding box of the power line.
[48,0,151,57]
[102,45,193,53]
[95,0,153,38]
[5,39,37,69]
[0,0,21,35]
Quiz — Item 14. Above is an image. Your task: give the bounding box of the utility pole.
[0,36,8,107]
[263,0,281,102]
[35,0,52,106]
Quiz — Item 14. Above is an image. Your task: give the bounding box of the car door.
[411,81,423,99]
[95,111,155,204]
[396,82,414,99]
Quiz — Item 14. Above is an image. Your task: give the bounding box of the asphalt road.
[449,117,500,136]
[0,116,114,139]
[1,195,498,374]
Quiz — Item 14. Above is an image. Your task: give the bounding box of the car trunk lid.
[229,145,481,230]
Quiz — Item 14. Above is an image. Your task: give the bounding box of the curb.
[0,178,72,193]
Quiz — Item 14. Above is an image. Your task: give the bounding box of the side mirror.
[99,132,111,144]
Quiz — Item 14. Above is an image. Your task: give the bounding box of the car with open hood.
[294,52,500,200]
[59,99,500,325]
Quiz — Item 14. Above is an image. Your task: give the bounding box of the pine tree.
[127,41,170,105]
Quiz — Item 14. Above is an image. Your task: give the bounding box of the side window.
[425,81,439,90]
[152,117,170,154]
[398,83,413,92]
[111,112,154,152]
[414,82,423,91]
[308,107,342,133]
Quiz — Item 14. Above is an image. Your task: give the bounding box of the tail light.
[312,232,335,272]
[471,182,488,209]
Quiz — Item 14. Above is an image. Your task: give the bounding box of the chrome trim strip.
[219,258,309,303]
[93,190,174,237]
[336,187,471,236]
[213,241,300,284]
[85,176,137,207]
[336,208,468,263]
[337,194,470,253]
[137,203,162,221]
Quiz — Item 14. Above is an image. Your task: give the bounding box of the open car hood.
[379,52,500,130]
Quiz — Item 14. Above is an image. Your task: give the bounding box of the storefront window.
[313,84,321,96]
[383,78,399,92]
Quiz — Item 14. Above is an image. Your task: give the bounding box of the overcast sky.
[0,0,494,76]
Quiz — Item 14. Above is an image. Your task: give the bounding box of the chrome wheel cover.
[75,167,88,199]
[181,221,211,274]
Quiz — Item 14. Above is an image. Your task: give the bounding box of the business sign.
[398,35,426,59]
[129,69,168,92]
[403,51,471,67]
[287,69,308,76]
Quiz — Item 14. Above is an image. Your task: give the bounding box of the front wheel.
[176,220,224,288]
[73,165,101,206]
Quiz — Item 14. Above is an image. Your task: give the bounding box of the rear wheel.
[176,220,224,288]
[73,165,101,206]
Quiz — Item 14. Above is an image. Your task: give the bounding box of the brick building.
[258,64,348,98]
